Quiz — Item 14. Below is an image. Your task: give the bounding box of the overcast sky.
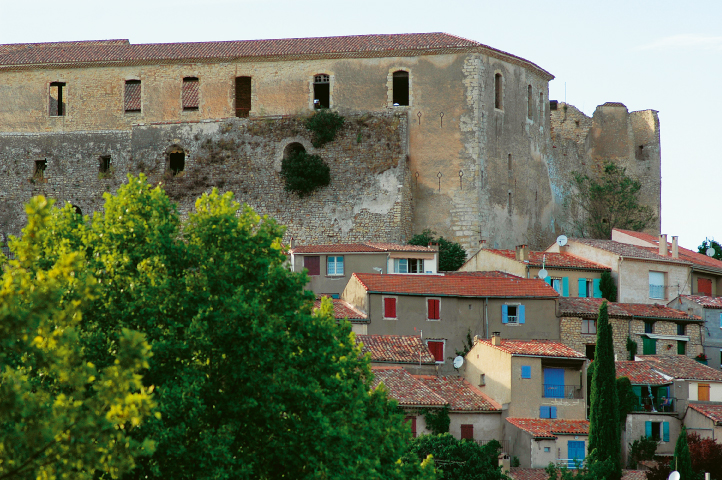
[2,0,720,250]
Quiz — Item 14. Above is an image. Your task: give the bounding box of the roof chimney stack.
[659,234,668,257]
[515,244,529,262]
[491,332,501,346]
[290,237,296,249]
[672,236,679,259]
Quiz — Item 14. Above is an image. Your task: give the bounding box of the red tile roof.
[353,273,559,298]
[0,33,553,79]
[612,229,722,272]
[506,418,589,439]
[414,375,501,411]
[615,361,671,385]
[677,295,722,309]
[688,403,722,424]
[571,239,690,265]
[484,249,610,271]
[371,367,447,407]
[443,271,523,278]
[314,298,367,321]
[477,339,587,359]
[602,102,627,107]
[509,469,646,480]
[291,242,435,254]
[558,297,701,321]
[356,335,435,364]
[637,355,722,382]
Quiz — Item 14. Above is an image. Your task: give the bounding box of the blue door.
[543,368,565,398]
[568,441,585,468]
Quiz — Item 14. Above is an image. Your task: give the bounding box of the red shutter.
[384,297,396,318]
[428,341,444,362]
[404,416,417,437]
[428,299,440,319]
[698,278,713,296]
[460,424,474,440]
[304,256,320,276]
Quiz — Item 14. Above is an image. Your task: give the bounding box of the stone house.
[462,336,589,468]
[459,244,610,297]
[341,271,560,373]
[291,242,438,297]
[668,295,722,369]
[557,297,702,361]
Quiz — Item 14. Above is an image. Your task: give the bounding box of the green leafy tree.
[688,432,722,480]
[627,436,658,469]
[305,109,345,147]
[568,163,656,239]
[698,239,722,261]
[423,406,451,435]
[0,197,156,480]
[408,229,467,271]
[673,426,695,480]
[281,149,331,197]
[9,175,436,480]
[600,270,617,302]
[617,376,638,421]
[405,434,505,480]
[588,301,622,480]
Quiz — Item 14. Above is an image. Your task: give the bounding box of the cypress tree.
[673,426,694,480]
[588,301,622,480]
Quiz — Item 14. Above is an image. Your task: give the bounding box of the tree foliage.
[405,434,505,480]
[0,197,156,480]
[688,432,722,480]
[627,436,658,469]
[7,175,436,480]
[616,376,638,421]
[698,238,722,261]
[568,163,656,239]
[408,229,467,271]
[304,109,345,147]
[281,149,331,197]
[673,426,695,480]
[588,301,622,480]
[600,270,617,302]
[423,406,451,436]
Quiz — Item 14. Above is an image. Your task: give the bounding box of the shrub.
[305,109,345,147]
[627,436,658,469]
[408,229,467,271]
[423,406,450,435]
[281,149,330,197]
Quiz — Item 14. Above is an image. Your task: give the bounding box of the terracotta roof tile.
[615,361,671,385]
[371,367,447,407]
[356,335,435,364]
[558,297,701,321]
[314,298,367,321]
[353,273,559,298]
[602,102,627,107]
[571,239,690,265]
[506,418,589,439]
[637,355,722,382]
[443,270,523,278]
[509,469,646,480]
[484,249,611,271]
[678,295,722,309]
[414,375,501,411]
[291,242,435,254]
[688,403,722,424]
[612,229,722,271]
[477,339,587,359]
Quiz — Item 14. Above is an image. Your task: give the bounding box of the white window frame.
[382,296,398,320]
[582,319,597,335]
[506,303,519,324]
[426,297,441,321]
[426,339,445,364]
[649,271,666,300]
[327,255,344,276]
[552,277,562,295]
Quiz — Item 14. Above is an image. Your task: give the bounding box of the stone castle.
[0,33,661,252]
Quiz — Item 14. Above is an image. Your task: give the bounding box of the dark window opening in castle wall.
[550,100,558,111]
[34,159,47,178]
[125,80,141,113]
[49,82,66,116]
[313,74,330,109]
[392,71,409,106]
[527,85,533,119]
[235,76,252,117]
[182,77,199,111]
[636,145,646,160]
[494,73,503,110]
[72,205,82,216]
[99,156,111,173]
[169,148,185,175]
[284,142,306,160]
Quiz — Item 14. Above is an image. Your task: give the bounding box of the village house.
[313,296,368,333]
[459,244,610,297]
[684,404,722,441]
[355,334,437,375]
[668,295,722,369]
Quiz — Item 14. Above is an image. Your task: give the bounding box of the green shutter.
[578,278,587,297]
[645,421,652,437]
[562,277,569,297]
[642,337,657,355]
[678,341,686,355]
[663,422,670,442]
[593,279,602,298]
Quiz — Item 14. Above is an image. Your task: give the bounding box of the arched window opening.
[495,73,503,110]
[313,74,330,109]
[527,85,533,119]
[169,147,185,175]
[392,71,409,106]
[284,142,306,160]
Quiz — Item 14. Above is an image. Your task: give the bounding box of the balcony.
[542,384,583,399]
[632,395,676,413]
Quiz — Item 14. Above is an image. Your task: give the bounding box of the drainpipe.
[485,297,489,338]
[618,256,624,303]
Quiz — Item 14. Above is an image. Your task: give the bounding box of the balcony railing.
[632,396,676,413]
[556,458,585,469]
[542,384,583,399]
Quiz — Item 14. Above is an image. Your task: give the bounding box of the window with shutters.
[540,406,557,419]
[460,424,473,440]
[235,76,252,117]
[404,416,417,437]
[507,305,518,324]
[582,319,596,334]
[427,298,440,320]
[49,82,66,116]
[327,256,344,276]
[521,365,531,379]
[699,383,711,401]
[124,80,141,113]
[426,340,444,363]
[645,321,654,334]
[552,278,562,294]
[383,296,397,319]
[303,256,320,276]
[698,278,713,296]
[182,77,199,111]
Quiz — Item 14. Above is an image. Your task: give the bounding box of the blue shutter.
[645,421,652,438]
[663,422,670,442]
[540,406,550,418]
[578,278,587,297]
[338,256,344,275]
[593,279,602,298]
[551,406,557,419]
[502,304,508,324]
[545,276,552,285]
[563,277,569,297]
[519,305,526,324]
[521,366,531,379]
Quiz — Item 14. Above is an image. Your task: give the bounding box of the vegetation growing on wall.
[281,149,331,197]
[405,435,504,480]
[305,109,345,147]
[423,406,450,435]
[626,336,638,361]
[408,229,467,271]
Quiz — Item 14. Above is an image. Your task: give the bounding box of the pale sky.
[2,0,719,250]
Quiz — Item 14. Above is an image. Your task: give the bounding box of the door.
[567,441,585,468]
[543,368,565,398]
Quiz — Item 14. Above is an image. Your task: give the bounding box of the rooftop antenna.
[706,247,716,257]
[556,235,568,247]
[453,355,464,370]
[538,253,548,280]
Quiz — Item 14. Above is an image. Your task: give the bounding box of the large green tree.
[0,197,156,480]
[408,229,467,271]
[405,434,505,480]
[588,301,622,480]
[568,163,656,239]
[698,239,722,261]
[673,426,695,480]
[9,175,436,480]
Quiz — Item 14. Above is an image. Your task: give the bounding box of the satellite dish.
[539,268,549,279]
[707,247,716,257]
[557,235,568,247]
[453,356,464,369]
[668,471,680,480]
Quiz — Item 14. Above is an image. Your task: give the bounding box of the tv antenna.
[556,235,568,247]
[538,253,548,279]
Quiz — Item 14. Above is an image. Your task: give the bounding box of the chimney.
[429,242,440,272]
[491,332,501,346]
[289,237,296,249]
[479,239,487,250]
[515,244,529,261]
[659,234,668,256]
[672,236,679,259]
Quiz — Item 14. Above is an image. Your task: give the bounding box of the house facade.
[668,295,722,369]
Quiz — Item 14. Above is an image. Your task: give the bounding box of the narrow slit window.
[49,82,66,116]
[182,77,199,111]
[527,85,533,119]
[508,153,512,171]
[313,74,330,109]
[99,156,111,173]
[392,71,409,106]
[235,76,252,117]
[124,80,141,113]
[495,73,503,110]
[34,159,47,178]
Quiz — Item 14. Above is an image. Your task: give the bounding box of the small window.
[644,321,654,334]
[99,156,111,173]
[521,365,531,379]
[426,340,444,363]
[383,297,397,319]
[392,71,409,106]
[527,85,533,119]
[304,256,320,276]
[393,258,423,273]
[427,298,440,320]
[585,344,595,361]
[327,256,344,276]
[552,278,562,295]
[182,77,199,111]
[479,373,485,386]
[72,205,82,216]
[34,159,47,179]
[460,424,473,440]
[544,447,551,453]
[508,153,512,171]
[540,406,557,419]
[313,74,330,109]
[124,80,141,113]
[649,271,665,299]
[699,383,711,401]
[235,76,252,117]
[494,73,503,110]
[539,92,544,116]
[677,341,686,355]
[49,82,66,116]
[168,147,185,176]
[507,305,518,323]
[582,319,597,335]
[677,324,685,336]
